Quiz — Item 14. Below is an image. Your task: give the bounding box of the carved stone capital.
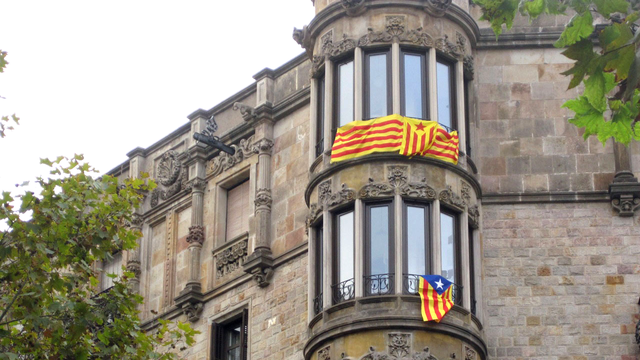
[186,225,205,246]
[126,260,141,279]
[252,138,275,156]
[128,213,145,229]
[254,188,273,211]
[425,0,453,17]
[341,0,366,16]
[232,102,257,121]
[189,178,207,193]
[243,247,274,288]
[609,171,640,217]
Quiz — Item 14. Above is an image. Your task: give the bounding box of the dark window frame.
[314,222,324,299]
[316,75,325,157]
[333,56,355,132]
[225,178,250,242]
[363,48,393,120]
[439,207,461,287]
[210,309,248,360]
[400,48,429,120]
[435,57,458,131]
[332,206,355,304]
[363,200,395,296]
[402,201,431,276]
[464,79,471,156]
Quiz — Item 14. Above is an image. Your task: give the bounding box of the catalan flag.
[330,114,404,162]
[423,128,459,164]
[418,275,454,322]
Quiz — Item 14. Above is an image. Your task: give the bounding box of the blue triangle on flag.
[420,275,452,295]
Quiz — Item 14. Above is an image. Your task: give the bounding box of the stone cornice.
[306,0,480,50]
[482,191,610,205]
[477,28,564,49]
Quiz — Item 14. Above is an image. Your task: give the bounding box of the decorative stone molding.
[128,213,145,228]
[213,238,248,278]
[126,261,141,278]
[435,35,464,58]
[463,55,474,78]
[292,25,312,57]
[359,178,395,199]
[318,345,331,360]
[312,55,325,75]
[439,185,467,210]
[318,180,333,205]
[181,302,203,322]
[324,183,356,208]
[399,179,438,200]
[341,0,366,16]
[186,225,205,245]
[232,102,257,121]
[254,188,273,211]
[464,345,476,360]
[305,203,322,234]
[468,205,480,229]
[252,138,275,156]
[389,333,411,358]
[251,266,274,288]
[151,150,185,207]
[326,34,357,59]
[388,165,408,188]
[424,0,453,17]
[461,182,471,204]
[207,135,255,177]
[609,171,640,217]
[361,346,439,360]
[184,177,207,194]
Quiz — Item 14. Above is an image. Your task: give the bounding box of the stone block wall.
[482,202,640,358]
[476,48,616,194]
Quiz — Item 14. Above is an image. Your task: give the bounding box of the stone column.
[126,147,146,294]
[185,178,206,292]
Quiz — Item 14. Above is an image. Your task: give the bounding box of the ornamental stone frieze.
[150,150,187,208]
[213,238,248,279]
[439,185,467,210]
[360,345,443,360]
[207,135,255,177]
[359,178,395,199]
[318,179,356,208]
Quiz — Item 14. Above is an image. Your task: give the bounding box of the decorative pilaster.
[126,213,144,293]
[243,138,275,287]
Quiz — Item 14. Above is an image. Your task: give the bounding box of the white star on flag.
[435,279,444,290]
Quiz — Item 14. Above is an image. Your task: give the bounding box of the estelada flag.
[330,114,404,162]
[399,117,438,157]
[418,275,454,322]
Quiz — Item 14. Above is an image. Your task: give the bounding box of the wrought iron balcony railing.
[363,273,394,297]
[402,274,463,306]
[331,278,355,305]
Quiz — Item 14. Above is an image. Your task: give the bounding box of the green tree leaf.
[554,11,594,48]
[593,0,629,18]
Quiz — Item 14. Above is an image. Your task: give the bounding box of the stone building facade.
[103,0,640,359]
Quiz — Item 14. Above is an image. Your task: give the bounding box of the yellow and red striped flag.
[330,115,404,163]
[399,117,438,157]
[423,128,459,164]
[418,275,454,322]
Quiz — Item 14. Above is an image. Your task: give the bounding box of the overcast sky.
[0,1,315,192]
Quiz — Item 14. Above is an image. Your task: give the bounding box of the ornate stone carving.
[389,333,411,358]
[305,203,323,234]
[318,180,333,205]
[611,195,640,216]
[424,0,453,17]
[181,302,203,322]
[464,346,476,360]
[468,205,480,229]
[386,16,405,36]
[360,346,439,360]
[254,188,273,211]
[327,34,357,59]
[388,166,408,188]
[403,27,435,47]
[128,213,145,228]
[126,261,141,278]
[358,27,392,47]
[252,138,275,155]
[186,225,205,245]
[312,55,325,75]
[359,178,395,199]
[213,238,248,278]
[439,185,466,210]
[251,266,274,288]
[463,55,475,78]
[318,345,331,360]
[232,102,256,121]
[361,347,392,360]
[461,182,471,204]
[435,35,464,58]
[609,171,640,217]
[321,30,334,53]
[327,183,356,208]
[189,178,207,193]
[341,0,365,16]
[207,135,255,177]
[292,25,312,57]
[151,151,185,207]
[399,178,438,200]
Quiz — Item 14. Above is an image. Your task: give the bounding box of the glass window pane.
[367,54,388,118]
[227,325,241,346]
[404,54,423,119]
[315,226,323,296]
[227,348,240,360]
[437,62,452,128]
[316,77,325,156]
[440,213,455,283]
[339,61,354,126]
[406,206,426,275]
[369,206,390,275]
[339,211,354,283]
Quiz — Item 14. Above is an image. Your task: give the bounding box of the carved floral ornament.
[310,17,474,76]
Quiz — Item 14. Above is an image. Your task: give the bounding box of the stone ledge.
[482,190,610,205]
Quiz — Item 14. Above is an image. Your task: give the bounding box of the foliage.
[0,50,19,139]
[0,155,198,359]
[473,0,640,145]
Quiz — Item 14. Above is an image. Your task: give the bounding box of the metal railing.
[402,274,463,306]
[313,293,323,315]
[331,278,355,304]
[363,273,394,297]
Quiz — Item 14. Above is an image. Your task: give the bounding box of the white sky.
[0,1,315,193]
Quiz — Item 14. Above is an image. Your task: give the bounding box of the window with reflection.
[211,309,248,360]
[333,210,354,304]
[364,202,394,296]
[436,60,456,130]
[401,50,428,119]
[403,203,429,294]
[364,50,392,120]
[336,59,354,127]
[316,76,325,157]
[440,211,461,304]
